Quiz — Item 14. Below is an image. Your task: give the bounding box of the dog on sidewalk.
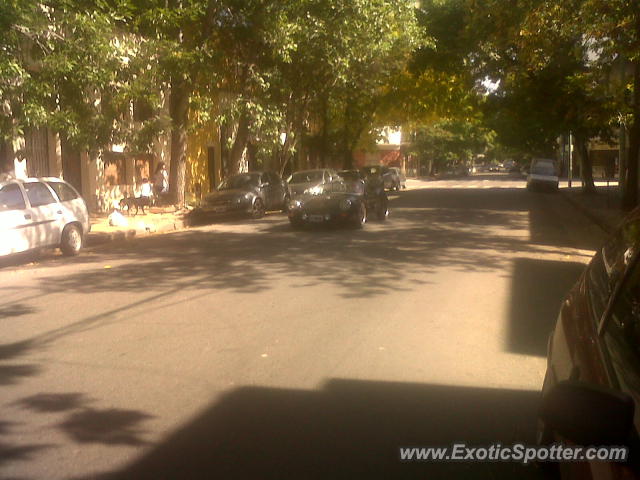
[119,194,150,215]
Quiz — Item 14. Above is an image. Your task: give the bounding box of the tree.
[1,0,166,189]
[411,118,494,174]
[466,0,623,194]
[577,0,640,208]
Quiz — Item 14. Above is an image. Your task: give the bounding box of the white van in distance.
[527,158,559,191]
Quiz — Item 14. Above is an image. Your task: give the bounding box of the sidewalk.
[86,206,189,246]
[559,184,625,235]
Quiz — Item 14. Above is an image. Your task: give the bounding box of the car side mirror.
[540,380,634,445]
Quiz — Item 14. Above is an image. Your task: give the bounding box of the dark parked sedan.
[338,170,365,194]
[190,172,289,222]
[360,165,400,191]
[538,208,640,479]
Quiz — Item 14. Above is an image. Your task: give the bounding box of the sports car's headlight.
[339,198,352,211]
[289,199,302,210]
[304,185,323,195]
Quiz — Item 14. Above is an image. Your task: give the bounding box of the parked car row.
[189,165,403,229]
[0,166,405,259]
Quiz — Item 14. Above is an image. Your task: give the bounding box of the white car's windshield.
[532,164,556,176]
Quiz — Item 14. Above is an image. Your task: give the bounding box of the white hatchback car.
[0,177,90,257]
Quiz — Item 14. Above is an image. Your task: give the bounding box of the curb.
[86,229,138,246]
[86,218,187,247]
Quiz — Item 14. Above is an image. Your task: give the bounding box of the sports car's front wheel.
[353,203,366,229]
[252,198,265,219]
[377,198,388,221]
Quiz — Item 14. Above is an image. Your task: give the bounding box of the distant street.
[1,174,608,479]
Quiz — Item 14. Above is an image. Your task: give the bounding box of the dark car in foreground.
[287,169,341,197]
[288,176,388,229]
[190,171,288,222]
[538,209,640,479]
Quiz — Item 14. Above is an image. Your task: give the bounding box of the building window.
[135,156,151,183]
[104,153,126,186]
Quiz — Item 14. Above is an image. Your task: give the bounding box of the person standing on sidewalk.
[139,177,153,212]
[152,162,169,204]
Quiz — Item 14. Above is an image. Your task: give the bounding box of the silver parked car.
[191,171,290,221]
[0,177,91,257]
[388,167,406,190]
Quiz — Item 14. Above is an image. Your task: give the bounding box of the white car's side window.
[0,184,26,211]
[47,182,78,202]
[23,182,56,207]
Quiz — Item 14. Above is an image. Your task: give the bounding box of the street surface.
[1,174,608,479]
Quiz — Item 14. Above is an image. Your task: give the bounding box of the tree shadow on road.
[0,187,605,369]
[0,303,37,320]
[0,186,595,476]
[60,408,154,446]
[0,392,154,475]
[0,364,40,386]
[0,420,52,470]
[13,392,92,413]
[24,188,600,299]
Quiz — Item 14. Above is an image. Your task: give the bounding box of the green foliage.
[411,118,494,170]
[1,0,166,153]
[5,0,634,199]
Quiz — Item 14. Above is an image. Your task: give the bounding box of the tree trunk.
[320,97,328,168]
[247,142,258,171]
[623,57,640,210]
[575,134,596,194]
[219,120,230,178]
[342,131,352,169]
[0,140,12,175]
[278,129,295,177]
[168,74,190,206]
[60,137,83,195]
[228,112,250,175]
[619,126,627,194]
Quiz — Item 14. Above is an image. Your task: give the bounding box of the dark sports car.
[189,171,289,223]
[288,179,388,229]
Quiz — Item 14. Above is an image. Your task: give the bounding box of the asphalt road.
[0,174,609,480]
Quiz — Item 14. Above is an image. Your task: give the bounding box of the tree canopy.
[2,0,639,205]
